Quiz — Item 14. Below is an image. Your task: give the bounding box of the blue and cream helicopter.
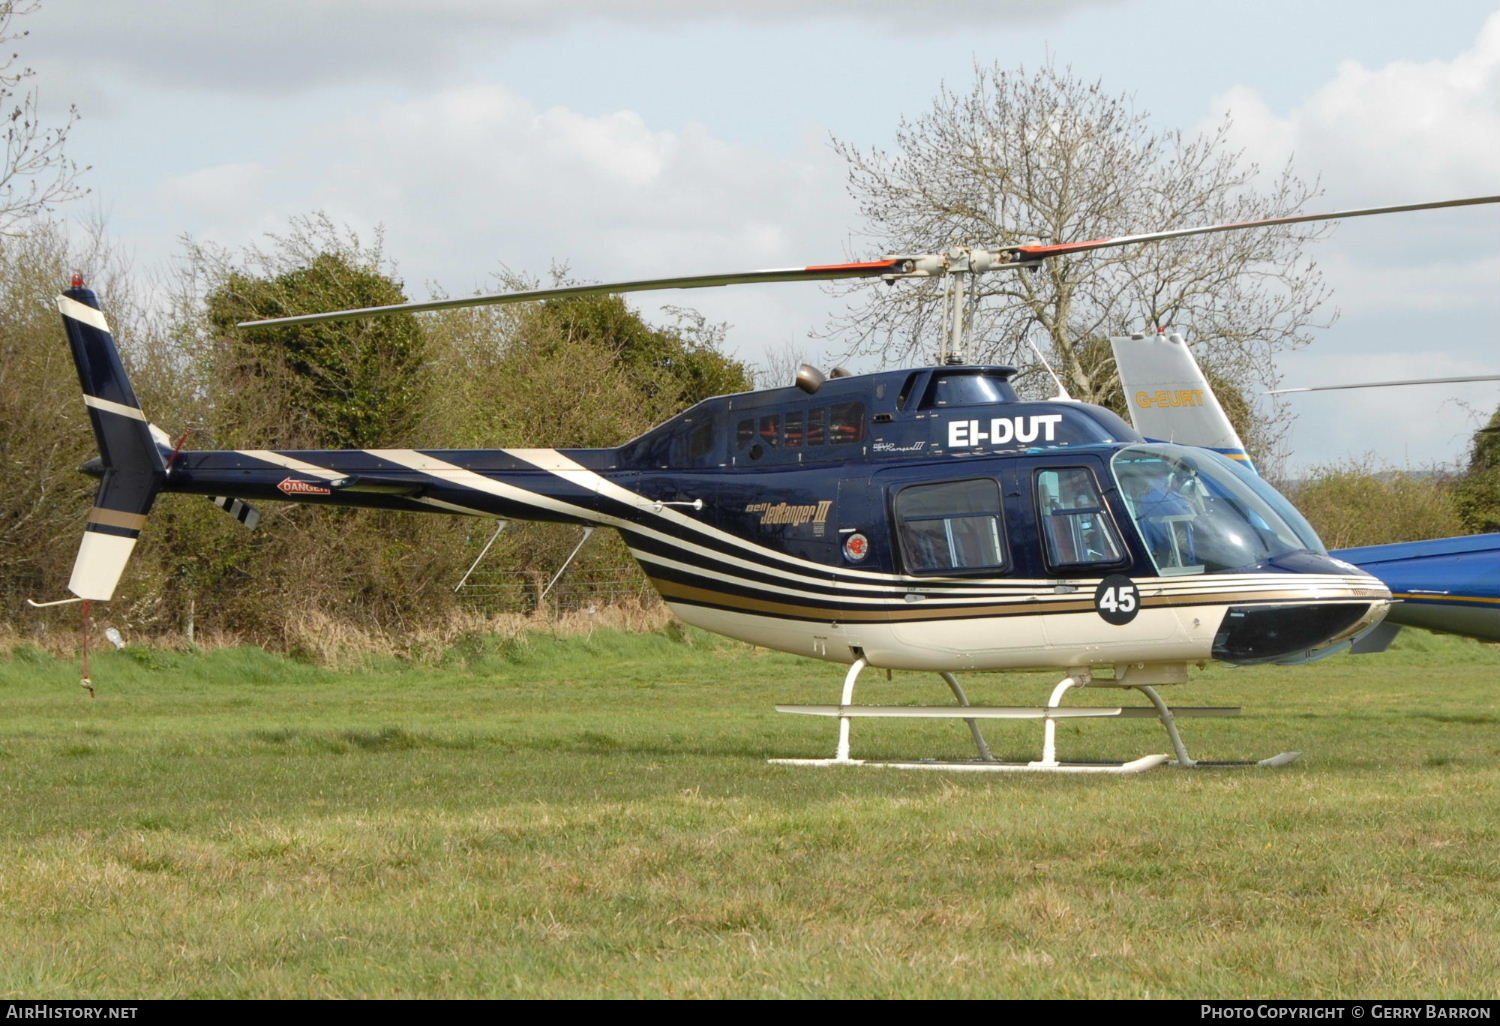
[49,196,1498,772]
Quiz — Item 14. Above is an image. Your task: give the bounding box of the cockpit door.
[1031,464,1134,577]
[876,467,1017,579]
[1024,459,1183,647]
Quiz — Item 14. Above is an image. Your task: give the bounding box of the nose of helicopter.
[1209,554,1393,665]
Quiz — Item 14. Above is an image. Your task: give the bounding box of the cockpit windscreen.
[1111,444,1325,575]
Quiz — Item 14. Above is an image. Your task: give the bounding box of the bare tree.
[0,0,86,234]
[828,64,1332,453]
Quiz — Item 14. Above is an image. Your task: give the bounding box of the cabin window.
[758,414,780,448]
[784,410,804,448]
[806,407,826,446]
[1111,444,1324,575]
[731,405,858,455]
[922,372,1015,408]
[896,372,922,410]
[1035,467,1126,570]
[829,402,864,445]
[687,420,715,462]
[894,478,1008,574]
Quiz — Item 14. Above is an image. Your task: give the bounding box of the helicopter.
[46,195,1498,773]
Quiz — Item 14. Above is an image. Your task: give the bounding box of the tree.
[516,295,750,411]
[829,64,1331,457]
[419,284,753,615]
[0,222,96,610]
[1283,462,1462,549]
[199,218,429,450]
[1452,407,1500,534]
[0,1,86,234]
[141,219,450,640]
[425,278,752,450]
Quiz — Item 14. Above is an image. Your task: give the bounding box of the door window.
[894,478,1008,574]
[1035,467,1127,570]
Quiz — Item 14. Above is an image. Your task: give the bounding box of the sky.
[18,0,1500,474]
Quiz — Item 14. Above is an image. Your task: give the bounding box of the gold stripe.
[89,507,148,531]
[650,579,1386,623]
[1151,586,1390,607]
[653,579,1044,622]
[1394,592,1500,605]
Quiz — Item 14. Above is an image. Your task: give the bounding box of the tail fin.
[58,281,168,601]
[1109,330,1257,474]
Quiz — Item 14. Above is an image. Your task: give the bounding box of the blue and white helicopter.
[47,196,1497,772]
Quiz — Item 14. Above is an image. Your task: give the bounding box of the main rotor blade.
[1010,195,1500,260]
[239,194,1499,329]
[1269,374,1500,395]
[238,259,909,329]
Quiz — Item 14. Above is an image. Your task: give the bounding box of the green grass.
[0,628,1495,998]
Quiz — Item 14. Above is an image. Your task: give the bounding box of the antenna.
[1026,328,1073,401]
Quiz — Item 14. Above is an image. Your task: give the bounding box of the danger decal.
[277,477,332,496]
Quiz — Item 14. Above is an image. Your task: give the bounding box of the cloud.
[143,82,864,363]
[287,84,854,271]
[1202,13,1500,317]
[26,0,1116,96]
[1320,254,1500,316]
[1208,12,1500,205]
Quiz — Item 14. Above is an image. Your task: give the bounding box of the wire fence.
[452,564,657,614]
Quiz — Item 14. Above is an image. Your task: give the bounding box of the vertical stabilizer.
[1109,330,1256,473]
[57,283,167,601]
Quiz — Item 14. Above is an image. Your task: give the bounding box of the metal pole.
[540,526,597,604]
[454,520,509,592]
[939,671,995,761]
[835,655,868,762]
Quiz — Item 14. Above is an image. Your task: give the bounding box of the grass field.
[0,626,1495,999]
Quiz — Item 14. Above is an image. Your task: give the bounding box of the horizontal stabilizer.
[211,495,261,529]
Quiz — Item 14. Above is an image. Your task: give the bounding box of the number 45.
[1093,576,1141,625]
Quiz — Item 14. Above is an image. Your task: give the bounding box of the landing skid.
[770,656,1300,773]
[770,754,1175,774]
